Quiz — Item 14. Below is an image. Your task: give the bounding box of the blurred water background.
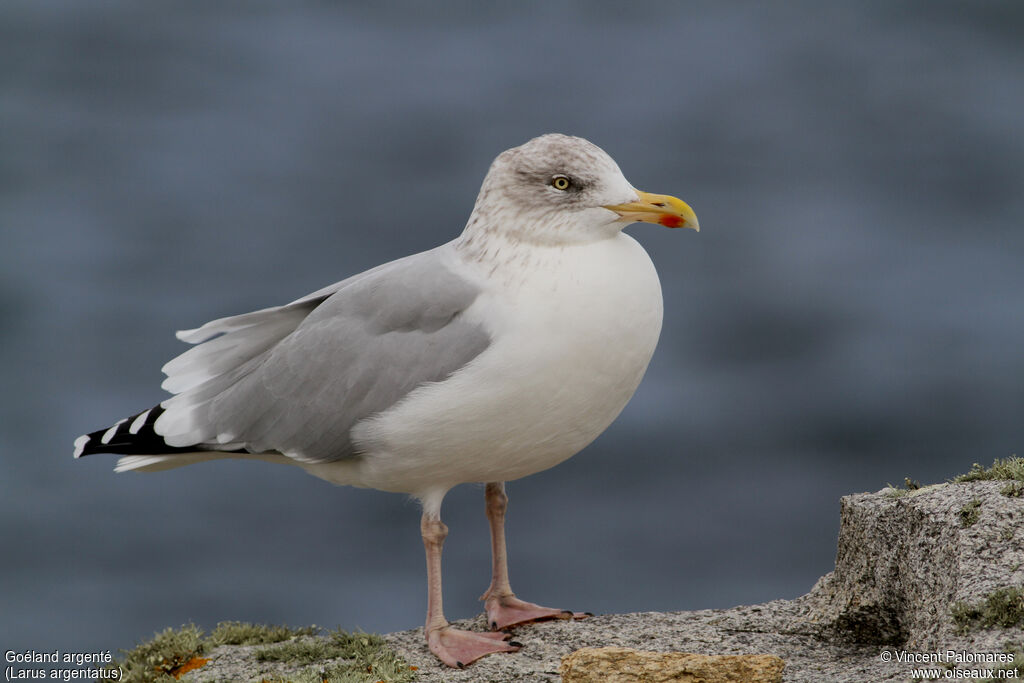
[2,0,1023,655]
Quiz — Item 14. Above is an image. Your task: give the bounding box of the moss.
[959,498,983,527]
[208,621,318,646]
[261,656,418,683]
[257,630,416,682]
[885,478,920,498]
[259,630,379,661]
[884,457,1024,500]
[1001,481,1024,498]
[953,456,1024,483]
[884,485,909,499]
[256,637,340,664]
[107,624,206,683]
[885,481,946,500]
[951,587,1024,634]
[109,624,416,683]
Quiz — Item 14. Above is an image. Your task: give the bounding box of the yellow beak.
[604,190,699,231]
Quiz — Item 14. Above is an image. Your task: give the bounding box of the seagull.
[73,133,698,668]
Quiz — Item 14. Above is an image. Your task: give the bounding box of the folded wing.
[76,247,490,466]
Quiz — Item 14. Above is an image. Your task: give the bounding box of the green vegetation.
[953,456,1024,483]
[952,587,1024,634]
[256,631,417,682]
[258,655,418,683]
[208,621,318,646]
[1001,481,1024,498]
[104,624,206,683]
[884,478,940,499]
[256,629,377,665]
[888,456,1024,499]
[883,485,908,499]
[106,623,416,683]
[885,478,920,498]
[958,498,983,527]
[887,457,1024,499]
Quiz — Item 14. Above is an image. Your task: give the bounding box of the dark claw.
[583,612,594,617]
[509,641,523,648]
[490,620,498,630]
[456,661,465,669]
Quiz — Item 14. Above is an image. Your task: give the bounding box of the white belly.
[308,234,663,496]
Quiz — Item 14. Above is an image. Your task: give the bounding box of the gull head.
[462,133,698,246]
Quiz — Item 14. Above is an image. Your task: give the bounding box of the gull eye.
[550,175,571,191]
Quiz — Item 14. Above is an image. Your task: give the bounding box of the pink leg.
[421,509,520,668]
[480,482,590,631]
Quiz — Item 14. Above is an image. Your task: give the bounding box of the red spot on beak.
[658,214,685,228]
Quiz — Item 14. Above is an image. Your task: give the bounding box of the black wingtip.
[73,405,184,458]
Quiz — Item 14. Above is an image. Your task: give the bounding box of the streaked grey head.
[463,134,640,245]
[460,133,699,247]
[491,134,635,209]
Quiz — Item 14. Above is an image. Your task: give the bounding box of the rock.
[385,480,1024,682]
[136,479,1024,682]
[801,481,1024,649]
[558,646,784,682]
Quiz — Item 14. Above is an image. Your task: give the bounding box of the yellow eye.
[551,175,571,191]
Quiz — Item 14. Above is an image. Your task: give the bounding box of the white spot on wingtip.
[129,409,151,435]
[100,418,127,444]
[73,434,89,458]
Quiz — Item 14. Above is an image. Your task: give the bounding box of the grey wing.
[155,248,490,463]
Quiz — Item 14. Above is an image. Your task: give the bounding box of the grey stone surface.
[384,607,896,683]
[801,481,1024,650]
[184,481,1024,681]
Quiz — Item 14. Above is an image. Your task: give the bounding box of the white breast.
[313,234,663,496]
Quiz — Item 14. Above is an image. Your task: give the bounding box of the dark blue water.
[3,1,1023,656]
